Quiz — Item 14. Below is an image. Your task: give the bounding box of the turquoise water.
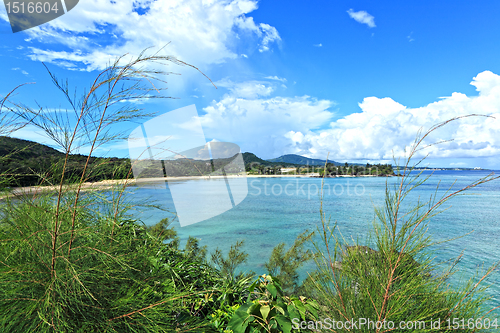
[128,170,500,311]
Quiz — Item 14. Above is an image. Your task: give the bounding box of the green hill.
[0,137,394,186]
[267,154,342,166]
[242,152,297,167]
[0,136,64,159]
[0,136,131,187]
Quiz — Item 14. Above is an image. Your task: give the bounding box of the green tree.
[310,117,500,332]
[264,230,315,294]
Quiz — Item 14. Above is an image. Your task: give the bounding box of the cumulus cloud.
[257,23,281,52]
[215,79,275,99]
[8,0,280,71]
[347,9,376,28]
[285,71,500,161]
[200,94,335,158]
[264,76,287,82]
[199,71,500,163]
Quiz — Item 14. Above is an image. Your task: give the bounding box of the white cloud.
[11,67,29,75]
[347,9,376,28]
[258,23,281,52]
[407,32,415,42]
[313,43,322,47]
[200,94,335,158]
[285,71,500,161]
[11,0,280,71]
[265,76,287,82]
[215,79,274,99]
[0,7,7,22]
[198,71,500,164]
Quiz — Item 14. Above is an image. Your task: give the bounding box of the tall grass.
[0,50,226,332]
[309,117,500,332]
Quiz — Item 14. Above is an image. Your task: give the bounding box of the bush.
[227,275,319,333]
[308,118,499,332]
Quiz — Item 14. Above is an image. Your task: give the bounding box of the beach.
[0,172,395,200]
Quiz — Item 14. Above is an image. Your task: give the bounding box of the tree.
[310,116,500,332]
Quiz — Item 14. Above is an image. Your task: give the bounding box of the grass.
[0,49,498,332]
[307,117,500,332]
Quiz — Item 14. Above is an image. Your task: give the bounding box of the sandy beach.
[1,173,388,200]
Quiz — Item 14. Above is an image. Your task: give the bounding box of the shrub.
[308,117,500,332]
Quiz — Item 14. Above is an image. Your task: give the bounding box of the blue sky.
[1,0,500,168]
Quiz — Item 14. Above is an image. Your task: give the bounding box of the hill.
[0,137,396,186]
[267,154,342,166]
[0,136,64,159]
[242,152,297,167]
[0,136,131,187]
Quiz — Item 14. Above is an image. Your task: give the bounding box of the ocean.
[127,170,500,311]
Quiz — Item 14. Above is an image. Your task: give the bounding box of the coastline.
[1,173,394,199]
[0,179,135,200]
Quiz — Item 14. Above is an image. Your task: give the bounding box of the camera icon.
[128,105,248,227]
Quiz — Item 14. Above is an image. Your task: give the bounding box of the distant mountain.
[267,154,342,166]
[242,152,297,167]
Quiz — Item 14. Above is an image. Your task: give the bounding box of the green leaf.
[266,282,278,298]
[275,302,286,315]
[227,306,251,333]
[275,315,292,333]
[287,304,300,322]
[238,303,253,314]
[305,302,319,319]
[260,305,270,321]
[293,299,306,319]
[248,303,261,316]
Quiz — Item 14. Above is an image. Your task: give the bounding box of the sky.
[1,0,500,168]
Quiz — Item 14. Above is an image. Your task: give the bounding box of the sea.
[126,170,500,312]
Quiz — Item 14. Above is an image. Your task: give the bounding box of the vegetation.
[319,161,395,177]
[0,51,498,333]
[227,275,319,333]
[308,118,499,332]
[0,136,131,187]
[266,154,341,166]
[0,138,394,186]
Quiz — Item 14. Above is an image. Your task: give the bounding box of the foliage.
[211,240,250,281]
[320,161,394,177]
[227,275,319,333]
[0,136,132,187]
[146,217,180,246]
[0,194,224,332]
[0,49,224,332]
[267,154,341,166]
[264,230,314,295]
[1,48,499,333]
[309,116,500,332]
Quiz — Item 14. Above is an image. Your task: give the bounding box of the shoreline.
[1,173,395,199]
